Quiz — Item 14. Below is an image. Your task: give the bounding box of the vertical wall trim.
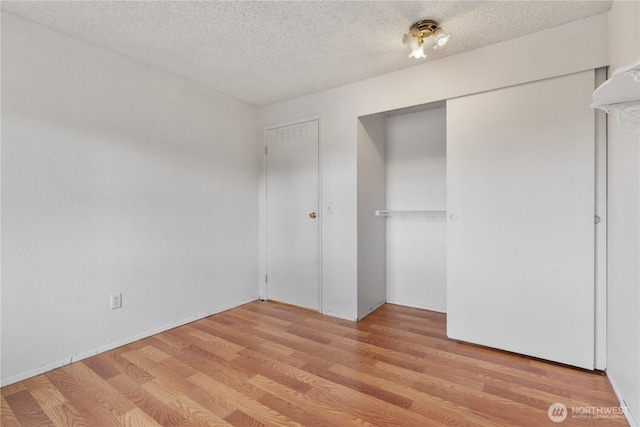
[594,67,608,370]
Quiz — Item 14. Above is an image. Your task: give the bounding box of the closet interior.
[357,101,447,321]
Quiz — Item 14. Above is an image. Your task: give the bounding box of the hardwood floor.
[1,301,628,426]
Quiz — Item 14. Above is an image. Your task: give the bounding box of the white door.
[266,120,319,310]
[447,71,596,369]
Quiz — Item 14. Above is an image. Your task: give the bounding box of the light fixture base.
[410,19,439,37]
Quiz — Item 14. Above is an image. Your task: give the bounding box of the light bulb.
[432,28,450,49]
[403,29,423,51]
[437,34,450,46]
[408,45,426,59]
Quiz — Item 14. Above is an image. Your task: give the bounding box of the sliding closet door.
[447,71,595,369]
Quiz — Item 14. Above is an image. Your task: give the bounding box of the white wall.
[1,13,260,385]
[259,13,609,321]
[385,107,446,312]
[606,1,640,425]
[356,115,386,320]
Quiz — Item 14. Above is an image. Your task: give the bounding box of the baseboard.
[1,296,259,387]
[385,298,447,314]
[608,375,639,427]
[357,300,385,321]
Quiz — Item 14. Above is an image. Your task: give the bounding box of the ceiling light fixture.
[402,19,450,59]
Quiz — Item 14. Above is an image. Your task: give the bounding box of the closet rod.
[375,210,447,217]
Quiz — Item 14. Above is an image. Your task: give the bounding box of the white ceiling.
[1,1,612,106]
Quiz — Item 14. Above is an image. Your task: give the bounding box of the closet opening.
[356,71,605,370]
[357,101,446,320]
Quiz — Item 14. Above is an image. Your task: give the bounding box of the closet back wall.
[385,108,447,312]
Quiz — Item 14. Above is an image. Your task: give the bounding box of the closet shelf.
[375,209,447,217]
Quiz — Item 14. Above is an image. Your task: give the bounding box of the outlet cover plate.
[110,292,122,309]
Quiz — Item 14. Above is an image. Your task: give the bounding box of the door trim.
[594,67,607,370]
[259,115,323,313]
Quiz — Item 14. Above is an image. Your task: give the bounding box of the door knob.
[309,212,317,219]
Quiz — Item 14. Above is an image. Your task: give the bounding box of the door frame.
[259,115,323,313]
[594,67,607,370]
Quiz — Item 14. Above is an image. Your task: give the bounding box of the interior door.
[447,71,596,369]
[266,120,319,310]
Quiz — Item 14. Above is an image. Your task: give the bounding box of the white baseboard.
[1,297,259,387]
[608,375,639,427]
[385,298,447,314]
[357,300,386,321]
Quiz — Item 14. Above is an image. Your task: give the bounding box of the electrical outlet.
[110,292,122,309]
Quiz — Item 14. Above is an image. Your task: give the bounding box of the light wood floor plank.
[249,374,376,427]
[107,373,189,426]
[1,396,23,427]
[119,407,163,427]
[4,389,56,426]
[41,402,91,427]
[188,372,300,427]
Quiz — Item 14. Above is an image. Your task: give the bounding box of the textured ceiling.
[1,1,612,106]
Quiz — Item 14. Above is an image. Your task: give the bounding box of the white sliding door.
[447,71,596,369]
